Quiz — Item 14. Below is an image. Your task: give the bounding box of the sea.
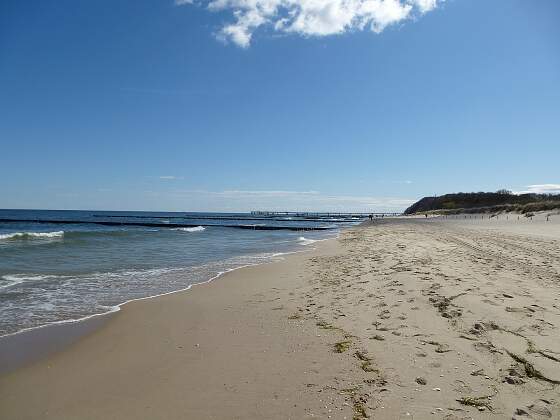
[0,209,361,336]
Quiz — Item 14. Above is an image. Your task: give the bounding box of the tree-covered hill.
[404,190,560,215]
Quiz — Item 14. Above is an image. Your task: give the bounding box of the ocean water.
[0,210,359,336]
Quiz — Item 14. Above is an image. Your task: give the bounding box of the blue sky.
[1,0,559,212]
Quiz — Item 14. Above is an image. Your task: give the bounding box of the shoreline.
[1,233,365,420]
[0,235,336,374]
[0,231,337,340]
[2,218,559,419]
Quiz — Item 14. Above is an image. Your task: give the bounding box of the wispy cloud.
[177,0,443,47]
[221,190,320,196]
[171,189,319,196]
[515,184,560,194]
[159,175,184,180]
[164,189,414,212]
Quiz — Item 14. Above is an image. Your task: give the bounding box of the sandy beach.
[1,215,559,419]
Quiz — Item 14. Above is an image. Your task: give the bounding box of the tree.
[496,189,512,195]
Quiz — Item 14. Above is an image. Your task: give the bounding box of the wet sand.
[1,214,559,419]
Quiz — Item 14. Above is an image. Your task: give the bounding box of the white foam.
[175,226,206,233]
[0,228,341,338]
[0,231,64,240]
[0,276,25,289]
[298,236,318,246]
[0,274,68,290]
[0,257,284,339]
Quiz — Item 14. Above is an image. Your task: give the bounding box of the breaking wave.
[298,236,318,246]
[175,226,206,233]
[0,274,68,289]
[0,231,64,240]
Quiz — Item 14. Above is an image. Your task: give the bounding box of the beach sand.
[1,214,559,419]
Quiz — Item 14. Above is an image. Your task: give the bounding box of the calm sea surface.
[0,210,359,336]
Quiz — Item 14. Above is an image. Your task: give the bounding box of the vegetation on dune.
[404,190,560,215]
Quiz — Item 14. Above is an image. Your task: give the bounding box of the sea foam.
[0,274,66,289]
[0,231,64,240]
[298,236,318,246]
[175,226,206,233]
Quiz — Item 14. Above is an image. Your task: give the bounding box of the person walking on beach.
[369,214,373,221]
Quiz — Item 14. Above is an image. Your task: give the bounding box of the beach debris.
[504,375,524,385]
[425,340,451,353]
[415,377,427,385]
[370,335,385,341]
[316,320,339,330]
[470,322,485,335]
[334,341,352,353]
[474,340,501,354]
[428,293,464,319]
[351,394,369,420]
[354,351,377,373]
[506,350,560,384]
[456,395,493,411]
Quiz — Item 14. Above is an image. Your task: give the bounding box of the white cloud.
[159,175,184,180]
[413,0,438,13]
[220,189,320,195]
[166,189,414,212]
[178,0,443,47]
[516,184,560,195]
[173,189,319,195]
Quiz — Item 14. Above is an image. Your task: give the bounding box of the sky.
[1,0,559,212]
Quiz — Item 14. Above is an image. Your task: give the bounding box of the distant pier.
[0,211,402,232]
[0,218,333,231]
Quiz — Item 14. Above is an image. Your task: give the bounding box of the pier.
[0,218,333,231]
[0,211,404,232]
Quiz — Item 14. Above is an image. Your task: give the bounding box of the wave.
[174,226,206,233]
[0,229,164,242]
[0,276,25,289]
[0,231,64,240]
[0,251,295,338]
[0,274,68,289]
[298,236,318,246]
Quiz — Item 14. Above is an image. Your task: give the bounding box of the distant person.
[369,214,373,221]
[425,213,428,218]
